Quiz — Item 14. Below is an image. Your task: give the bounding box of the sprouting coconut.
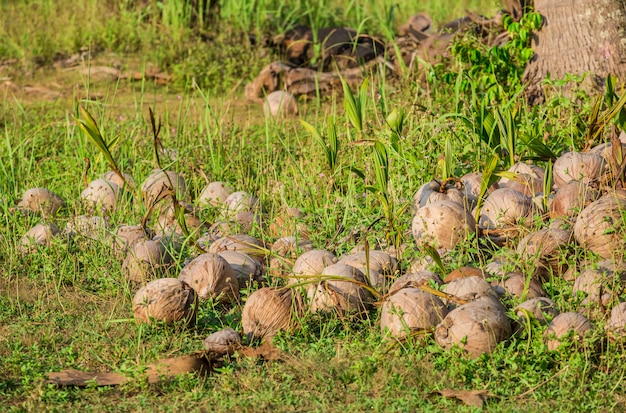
[19,222,60,253]
[197,181,233,208]
[573,191,626,259]
[412,200,476,251]
[208,234,267,265]
[122,238,174,283]
[218,250,265,289]
[141,169,187,206]
[132,278,197,325]
[178,253,239,303]
[309,263,374,316]
[17,188,65,217]
[553,151,607,188]
[544,312,592,351]
[269,236,314,276]
[435,295,512,358]
[380,288,448,340]
[338,250,398,290]
[242,287,302,341]
[263,91,298,118]
[80,178,120,211]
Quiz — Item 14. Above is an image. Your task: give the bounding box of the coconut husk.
[122,238,173,283]
[514,297,559,325]
[380,288,448,340]
[19,222,60,253]
[544,312,592,351]
[309,263,374,316]
[338,250,398,290]
[242,287,302,341]
[606,302,626,340]
[387,270,443,295]
[17,187,65,218]
[412,200,476,251]
[492,272,545,299]
[141,169,187,206]
[204,327,242,355]
[178,253,240,303]
[208,234,267,265]
[132,278,197,325]
[218,250,265,289]
[197,181,233,208]
[573,191,626,259]
[269,236,314,277]
[80,178,120,212]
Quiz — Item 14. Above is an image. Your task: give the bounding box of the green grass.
[2,0,626,412]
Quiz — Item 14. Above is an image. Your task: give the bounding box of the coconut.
[65,215,109,239]
[101,170,135,190]
[460,171,498,201]
[132,278,197,325]
[268,207,309,238]
[553,151,607,187]
[178,253,239,303]
[412,200,476,251]
[19,222,60,252]
[17,188,65,217]
[269,236,314,276]
[514,297,559,325]
[605,302,626,339]
[434,295,512,357]
[442,276,497,303]
[197,181,233,207]
[499,162,546,197]
[224,191,259,214]
[573,192,626,259]
[80,178,120,211]
[380,288,448,339]
[478,188,534,230]
[573,262,626,307]
[111,224,153,257]
[309,263,374,316]
[338,250,398,290]
[155,201,206,236]
[290,249,338,286]
[516,228,572,276]
[388,270,443,295]
[209,211,264,237]
[544,312,592,351]
[263,91,298,118]
[141,169,187,205]
[444,266,485,283]
[208,234,267,265]
[122,238,174,283]
[242,287,302,341]
[550,180,600,219]
[413,179,467,210]
[218,250,265,288]
[492,272,545,299]
[204,328,241,354]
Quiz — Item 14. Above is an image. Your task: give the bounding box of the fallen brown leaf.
[434,389,496,408]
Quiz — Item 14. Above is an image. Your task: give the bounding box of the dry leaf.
[435,389,496,408]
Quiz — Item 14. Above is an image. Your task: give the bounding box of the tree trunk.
[523,0,626,104]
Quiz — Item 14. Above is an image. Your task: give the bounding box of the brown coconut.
[178,253,239,303]
[263,91,298,118]
[197,181,233,207]
[268,207,309,238]
[499,162,546,197]
[413,179,467,210]
[444,266,485,283]
[218,250,265,288]
[550,180,600,219]
[412,200,476,251]
[380,288,448,339]
[573,262,626,307]
[435,295,512,357]
[101,170,135,190]
[122,238,174,283]
[478,188,534,229]
[553,151,607,188]
[208,234,267,265]
[155,201,206,236]
[242,287,302,341]
[605,302,626,339]
[516,228,572,276]
[290,249,338,288]
[80,178,120,211]
[20,222,60,252]
[204,328,241,354]
[460,171,498,202]
[544,312,592,351]
[573,192,626,259]
[17,188,65,218]
[514,297,559,325]
[65,215,109,239]
[269,236,314,276]
[338,250,398,290]
[388,270,443,295]
[492,272,545,299]
[225,191,259,214]
[442,276,497,303]
[141,169,187,205]
[132,278,197,325]
[111,224,153,257]
[309,263,374,316]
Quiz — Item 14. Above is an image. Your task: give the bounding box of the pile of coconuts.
[13,132,626,360]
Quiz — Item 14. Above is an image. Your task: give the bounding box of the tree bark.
[523,0,626,104]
